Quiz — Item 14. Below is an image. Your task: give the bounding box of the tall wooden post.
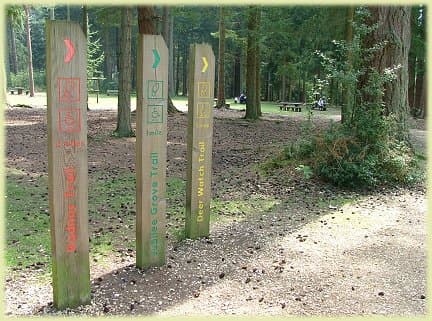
[136,35,168,269]
[46,20,90,309]
[185,44,215,238]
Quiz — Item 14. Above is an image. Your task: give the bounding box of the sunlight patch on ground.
[5,120,40,127]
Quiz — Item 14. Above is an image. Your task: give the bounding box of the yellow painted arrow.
[201,56,208,73]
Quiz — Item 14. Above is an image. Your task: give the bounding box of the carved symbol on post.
[201,56,208,73]
[197,102,211,119]
[58,108,81,133]
[64,38,76,63]
[198,82,210,98]
[152,49,160,69]
[147,104,164,124]
[147,80,164,100]
[58,78,80,103]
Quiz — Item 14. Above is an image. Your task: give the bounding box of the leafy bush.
[283,115,421,188]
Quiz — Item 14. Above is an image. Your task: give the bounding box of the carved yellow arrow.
[201,56,208,73]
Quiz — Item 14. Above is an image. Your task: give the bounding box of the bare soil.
[3,101,427,316]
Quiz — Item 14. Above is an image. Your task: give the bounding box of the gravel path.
[4,103,427,316]
[4,187,427,316]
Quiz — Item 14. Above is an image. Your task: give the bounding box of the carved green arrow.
[152,49,160,69]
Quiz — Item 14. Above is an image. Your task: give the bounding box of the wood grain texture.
[185,44,215,239]
[46,20,90,309]
[136,35,168,269]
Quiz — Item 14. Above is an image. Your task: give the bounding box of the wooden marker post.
[136,35,168,268]
[185,44,215,238]
[46,21,90,309]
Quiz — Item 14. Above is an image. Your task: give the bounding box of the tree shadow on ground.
[37,186,356,316]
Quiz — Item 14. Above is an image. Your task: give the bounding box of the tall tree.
[255,8,262,116]
[245,6,260,120]
[139,6,179,112]
[216,6,226,108]
[114,7,133,137]
[162,7,174,96]
[6,6,25,79]
[24,5,34,96]
[160,7,180,113]
[414,6,426,118]
[361,6,411,136]
[138,6,156,34]
[82,5,88,38]
[342,6,355,123]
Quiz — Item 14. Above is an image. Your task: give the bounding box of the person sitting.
[318,97,324,110]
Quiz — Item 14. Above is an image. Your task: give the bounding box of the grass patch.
[211,195,279,223]
[5,171,51,271]
[6,168,278,274]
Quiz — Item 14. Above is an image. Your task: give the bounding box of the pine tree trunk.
[162,7,169,41]
[418,73,426,119]
[82,6,88,38]
[233,53,241,97]
[175,42,180,95]
[255,8,262,116]
[361,6,411,137]
[342,6,354,123]
[115,7,133,137]
[8,17,18,74]
[216,7,226,108]
[24,5,34,97]
[82,5,90,111]
[182,44,188,96]
[245,6,258,120]
[138,6,156,34]
[407,10,417,115]
[414,60,424,115]
[138,6,179,113]
[408,53,416,115]
[281,75,286,101]
[169,15,174,97]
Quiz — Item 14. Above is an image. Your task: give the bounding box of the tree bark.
[175,41,180,95]
[255,7,262,116]
[216,6,226,108]
[24,5,34,97]
[414,59,424,116]
[8,17,18,74]
[342,6,354,123]
[82,6,88,38]
[407,10,417,115]
[233,52,241,97]
[245,6,260,120]
[169,14,174,97]
[281,74,286,101]
[182,43,188,96]
[418,73,426,119]
[361,6,411,136]
[138,6,179,113]
[162,7,169,41]
[115,7,133,137]
[138,6,156,34]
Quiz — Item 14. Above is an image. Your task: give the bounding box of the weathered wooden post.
[136,35,168,268]
[185,44,215,238]
[46,20,90,309]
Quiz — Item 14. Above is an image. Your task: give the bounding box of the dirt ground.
[3,97,428,316]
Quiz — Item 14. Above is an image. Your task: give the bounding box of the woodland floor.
[3,96,428,317]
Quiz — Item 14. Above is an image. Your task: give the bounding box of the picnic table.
[10,87,29,95]
[88,76,105,103]
[278,102,304,112]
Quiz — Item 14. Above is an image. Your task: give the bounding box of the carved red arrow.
[64,38,75,63]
